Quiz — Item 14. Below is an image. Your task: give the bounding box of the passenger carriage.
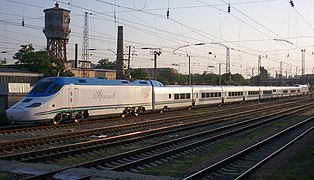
[259,86,273,99]
[192,86,223,106]
[282,86,291,97]
[288,86,299,96]
[222,86,245,103]
[271,86,283,98]
[153,86,193,112]
[242,86,260,101]
[295,84,309,95]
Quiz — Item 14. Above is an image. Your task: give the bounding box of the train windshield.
[29,78,56,96]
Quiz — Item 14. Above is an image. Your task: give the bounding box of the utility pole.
[252,68,254,85]
[82,12,90,77]
[127,45,131,79]
[141,47,161,80]
[188,55,191,85]
[153,50,161,80]
[218,63,222,85]
[280,61,283,85]
[211,42,230,85]
[301,49,305,75]
[258,55,261,85]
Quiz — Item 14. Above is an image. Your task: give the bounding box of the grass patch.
[301,109,314,116]
[141,116,307,177]
[0,173,7,180]
[141,134,260,177]
[259,141,314,179]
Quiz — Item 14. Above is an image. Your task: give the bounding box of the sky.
[1,0,314,78]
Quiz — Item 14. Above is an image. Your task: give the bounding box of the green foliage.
[250,66,270,85]
[52,60,74,77]
[130,67,251,86]
[157,68,180,85]
[95,58,116,69]
[14,44,51,75]
[13,44,74,77]
[130,68,150,80]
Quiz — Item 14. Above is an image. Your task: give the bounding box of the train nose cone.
[6,108,25,121]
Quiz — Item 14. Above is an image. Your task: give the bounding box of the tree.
[157,68,180,85]
[95,58,116,69]
[130,68,149,80]
[51,60,74,77]
[14,44,51,75]
[13,44,73,76]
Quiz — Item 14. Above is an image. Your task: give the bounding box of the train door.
[68,84,75,109]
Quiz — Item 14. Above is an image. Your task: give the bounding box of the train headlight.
[26,103,41,108]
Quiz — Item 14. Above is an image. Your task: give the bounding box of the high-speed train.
[5,77,309,124]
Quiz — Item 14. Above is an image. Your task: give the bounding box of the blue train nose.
[6,108,25,121]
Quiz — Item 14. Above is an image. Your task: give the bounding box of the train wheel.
[52,113,62,125]
[73,119,80,123]
[121,110,127,118]
[52,119,59,125]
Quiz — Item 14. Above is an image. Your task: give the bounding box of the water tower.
[43,3,71,62]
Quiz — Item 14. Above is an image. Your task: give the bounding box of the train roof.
[43,77,163,87]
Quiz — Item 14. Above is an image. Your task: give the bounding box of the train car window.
[169,94,172,99]
[48,84,63,93]
[78,79,87,83]
[205,93,209,98]
[228,92,232,96]
[201,93,205,98]
[180,93,186,99]
[139,81,148,84]
[121,81,128,84]
[174,94,180,99]
[273,89,277,92]
[186,93,191,99]
[31,80,54,93]
[291,90,296,93]
[218,92,222,97]
[283,90,288,93]
[297,90,300,92]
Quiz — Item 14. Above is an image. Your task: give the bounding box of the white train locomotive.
[5,77,309,124]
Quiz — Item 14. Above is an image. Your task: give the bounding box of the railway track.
[183,117,314,180]
[0,98,308,156]
[0,96,305,136]
[16,101,314,179]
